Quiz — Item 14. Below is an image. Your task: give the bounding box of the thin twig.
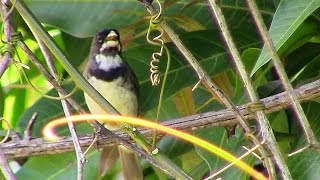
[205,142,262,180]
[61,101,85,180]
[207,0,291,179]
[1,79,319,159]
[246,0,320,153]
[0,52,12,77]
[24,112,37,140]
[0,0,14,77]
[0,147,16,180]
[34,36,85,180]
[17,41,86,112]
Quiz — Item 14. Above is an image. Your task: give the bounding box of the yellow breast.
[84,76,138,130]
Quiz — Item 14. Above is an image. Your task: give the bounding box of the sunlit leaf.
[251,0,320,75]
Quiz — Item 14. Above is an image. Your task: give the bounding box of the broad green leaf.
[287,102,320,179]
[269,111,291,154]
[163,0,181,8]
[24,0,275,38]
[180,150,205,177]
[288,149,320,179]
[16,151,100,179]
[171,14,206,32]
[251,0,320,75]
[19,84,92,137]
[242,48,262,73]
[212,72,234,102]
[61,33,92,68]
[173,88,196,116]
[4,88,26,128]
[25,0,146,37]
[285,43,320,84]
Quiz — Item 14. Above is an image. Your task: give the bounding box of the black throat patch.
[88,64,127,82]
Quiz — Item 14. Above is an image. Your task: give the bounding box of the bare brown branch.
[1,79,319,159]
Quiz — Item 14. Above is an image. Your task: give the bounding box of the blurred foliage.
[0,0,320,179]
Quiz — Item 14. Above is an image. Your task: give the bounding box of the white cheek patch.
[95,54,122,71]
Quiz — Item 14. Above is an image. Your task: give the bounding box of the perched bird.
[83,29,142,180]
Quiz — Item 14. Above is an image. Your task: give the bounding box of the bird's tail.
[118,145,143,180]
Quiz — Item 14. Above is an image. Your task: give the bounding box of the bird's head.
[95,29,121,54]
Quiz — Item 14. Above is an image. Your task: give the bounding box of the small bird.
[83,29,142,179]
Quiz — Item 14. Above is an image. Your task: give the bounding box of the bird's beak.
[106,31,118,41]
[105,31,119,47]
[100,30,121,52]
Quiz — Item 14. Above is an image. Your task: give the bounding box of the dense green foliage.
[1,0,320,179]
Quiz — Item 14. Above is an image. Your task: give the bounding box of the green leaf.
[194,128,256,179]
[61,33,92,68]
[24,0,275,38]
[288,149,320,179]
[285,43,320,83]
[19,83,91,137]
[241,48,261,74]
[16,151,100,179]
[287,102,320,179]
[4,88,27,128]
[131,29,259,112]
[171,14,205,32]
[25,0,145,37]
[251,0,320,75]
[269,111,291,154]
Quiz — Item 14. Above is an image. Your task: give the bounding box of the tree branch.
[34,35,85,180]
[207,0,287,178]
[0,0,14,77]
[246,0,320,154]
[1,79,319,159]
[0,148,16,180]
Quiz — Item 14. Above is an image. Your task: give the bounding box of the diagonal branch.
[141,1,277,177]
[246,0,320,154]
[207,0,288,179]
[33,34,85,180]
[0,0,14,77]
[1,79,319,159]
